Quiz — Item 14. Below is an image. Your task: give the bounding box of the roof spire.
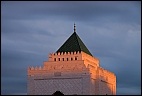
[56,26,93,56]
[74,23,76,33]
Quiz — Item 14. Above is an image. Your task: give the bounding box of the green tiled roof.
[56,32,93,56]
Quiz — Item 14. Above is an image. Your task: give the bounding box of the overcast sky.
[1,1,141,95]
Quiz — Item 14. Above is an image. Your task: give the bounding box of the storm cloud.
[1,1,141,95]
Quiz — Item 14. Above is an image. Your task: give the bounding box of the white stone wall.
[28,74,91,95]
[34,78,82,95]
[27,76,35,95]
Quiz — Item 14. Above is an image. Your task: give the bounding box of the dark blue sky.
[1,1,141,95]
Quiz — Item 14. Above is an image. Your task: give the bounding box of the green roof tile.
[56,32,93,56]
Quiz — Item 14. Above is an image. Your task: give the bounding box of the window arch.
[52,91,64,95]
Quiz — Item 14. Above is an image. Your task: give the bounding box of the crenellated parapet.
[49,51,81,56]
[48,51,99,65]
[48,51,82,62]
[28,66,43,70]
[28,66,47,76]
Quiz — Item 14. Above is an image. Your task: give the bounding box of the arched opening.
[52,91,64,95]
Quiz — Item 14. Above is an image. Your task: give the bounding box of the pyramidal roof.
[56,24,93,56]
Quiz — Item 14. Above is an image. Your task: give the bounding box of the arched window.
[54,58,56,61]
[52,91,64,95]
[67,58,68,61]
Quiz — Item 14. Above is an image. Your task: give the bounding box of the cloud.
[2,1,141,24]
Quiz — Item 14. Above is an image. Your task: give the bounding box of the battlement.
[48,51,83,62]
[49,51,81,56]
[28,66,48,76]
[48,51,99,65]
[28,66,43,70]
[28,51,100,76]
